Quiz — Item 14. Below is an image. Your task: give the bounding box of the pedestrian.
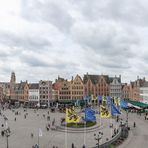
[114,128,117,135]
[14,117,16,121]
[72,143,75,148]
[31,133,34,138]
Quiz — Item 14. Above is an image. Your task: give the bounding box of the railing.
[93,127,122,148]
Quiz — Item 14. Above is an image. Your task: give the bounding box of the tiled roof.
[83,74,99,84]
[109,77,121,83]
[83,74,110,84]
[29,83,39,89]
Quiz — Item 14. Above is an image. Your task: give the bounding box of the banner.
[110,101,121,116]
[84,96,91,101]
[85,108,96,121]
[66,107,81,123]
[102,95,107,103]
[106,96,111,103]
[120,98,128,108]
[91,95,97,101]
[100,105,110,118]
[113,96,117,106]
[98,95,102,101]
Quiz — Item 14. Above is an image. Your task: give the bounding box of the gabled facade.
[84,73,110,97]
[28,83,39,103]
[129,77,146,101]
[109,75,122,97]
[15,81,29,102]
[0,82,10,100]
[140,81,148,104]
[71,75,84,100]
[122,83,130,99]
[84,74,97,96]
[59,80,71,100]
[52,76,65,100]
[39,80,52,104]
[96,75,110,96]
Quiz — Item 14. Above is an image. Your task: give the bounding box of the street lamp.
[126,109,128,128]
[4,128,10,148]
[94,131,103,148]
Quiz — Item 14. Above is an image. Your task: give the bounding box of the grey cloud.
[71,20,138,60]
[20,54,49,67]
[21,0,74,32]
[0,31,51,53]
[71,0,148,27]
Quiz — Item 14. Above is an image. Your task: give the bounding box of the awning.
[127,100,148,108]
[128,103,141,109]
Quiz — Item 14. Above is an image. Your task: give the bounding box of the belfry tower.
[10,72,16,100]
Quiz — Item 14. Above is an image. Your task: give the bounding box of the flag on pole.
[113,96,117,106]
[92,95,97,101]
[120,98,128,108]
[102,95,106,103]
[110,101,121,116]
[106,96,111,102]
[39,128,43,137]
[100,105,110,118]
[66,106,81,123]
[98,95,102,101]
[84,108,96,121]
[118,97,121,106]
[117,97,121,111]
[84,96,91,101]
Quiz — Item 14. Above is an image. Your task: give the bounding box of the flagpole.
[38,133,39,147]
[38,129,40,148]
[84,99,86,146]
[110,97,113,138]
[65,108,68,148]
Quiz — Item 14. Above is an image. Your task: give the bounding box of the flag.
[117,97,121,111]
[110,101,121,116]
[39,128,43,137]
[118,97,121,106]
[113,96,117,106]
[100,105,110,118]
[92,95,97,101]
[106,96,111,102]
[102,95,106,103]
[75,99,80,106]
[84,108,96,121]
[120,98,128,108]
[84,96,91,101]
[66,106,81,123]
[98,95,102,101]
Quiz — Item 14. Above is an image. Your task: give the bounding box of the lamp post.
[94,131,103,148]
[4,128,10,148]
[126,109,128,128]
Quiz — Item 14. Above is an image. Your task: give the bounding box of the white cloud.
[0,0,147,83]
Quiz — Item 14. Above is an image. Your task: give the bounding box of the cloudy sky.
[0,0,148,83]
